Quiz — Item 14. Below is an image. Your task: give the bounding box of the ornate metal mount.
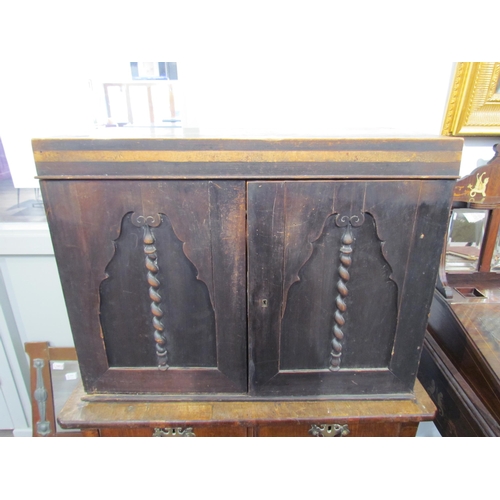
[468,172,489,198]
[33,359,50,436]
[131,213,168,370]
[153,427,196,437]
[309,423,350,437]
[330,213,365,371]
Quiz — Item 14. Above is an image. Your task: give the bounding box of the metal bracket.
[309,423,350,437]
[152,427,196,437]
[33,358,50,436]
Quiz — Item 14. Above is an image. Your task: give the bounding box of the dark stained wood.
[389,180,456,387]
[58,380,435,436]
[447,272,500,287]
[40,179,247,395]
[100,212,217,368]
[33,137,463,180]
[441,143,500,279]
[422,145,500,435]
[427,289,500,422]
[35,137,461,401]
[453,143,500,208]
[478,208,500,272]
[248,180,454,397]
[418,333,500,436]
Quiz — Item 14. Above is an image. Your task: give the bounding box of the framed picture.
[442,62,500,136]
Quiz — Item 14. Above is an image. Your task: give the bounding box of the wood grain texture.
[418,333,500,436]
[99,426,249,437]
[36,137,461,400]
[248,180,454,397]
[255,422,419,437]
[40,180,247,395]
[33,137,463,180]
[427,289,500,422]
[58,380,435,433]
[100,213,217,368]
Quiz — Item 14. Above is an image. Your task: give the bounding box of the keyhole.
[262,299,268,308]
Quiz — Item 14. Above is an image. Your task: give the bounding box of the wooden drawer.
[98,425,251,437]
[256,421,418,437]
[89,422,419,437]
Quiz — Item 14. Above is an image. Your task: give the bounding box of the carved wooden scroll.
[131,213,168,370]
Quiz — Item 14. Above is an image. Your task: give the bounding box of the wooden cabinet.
[418,146,500,436]
[33,137,462,400]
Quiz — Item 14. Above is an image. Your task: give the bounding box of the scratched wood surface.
[58,380,435,436]
[427,287,500,423]
[35,137,462,399]
[247,179,454,397]
[40,180,247,395]
[418,333,500,436]
[33,137,463,180]
[426,144,500,430]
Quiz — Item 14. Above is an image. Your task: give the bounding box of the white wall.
[0,61,499,436]
[179,61,455,136]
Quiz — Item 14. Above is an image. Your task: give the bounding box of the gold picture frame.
[442,62,500,136]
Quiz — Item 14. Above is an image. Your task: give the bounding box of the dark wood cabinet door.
[41,180,247,395]
[247,180,454,398]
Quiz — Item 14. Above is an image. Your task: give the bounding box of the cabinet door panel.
[41,180,247,394]
[248,180,453,397]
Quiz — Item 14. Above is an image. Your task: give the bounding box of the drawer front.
[98,426,251,437]
[256,422,418,437]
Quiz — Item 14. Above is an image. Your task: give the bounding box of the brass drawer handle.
[153,427,196,437]
[309,423,350,437]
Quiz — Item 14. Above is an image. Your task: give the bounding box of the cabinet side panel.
[390,180,456,387]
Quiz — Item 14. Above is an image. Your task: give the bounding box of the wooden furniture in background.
[25,342,82,437]
[419,144,500,436]
[33,137,462,402]
[58,380,436,437]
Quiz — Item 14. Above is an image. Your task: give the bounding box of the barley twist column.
[132,213,168,371]
[330,223,353,371]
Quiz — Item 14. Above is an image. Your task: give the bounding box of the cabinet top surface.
[58,381,436,428]
[33,136,463,180]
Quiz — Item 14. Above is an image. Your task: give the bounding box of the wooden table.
[419,281,500,436]
[58,381,436,437]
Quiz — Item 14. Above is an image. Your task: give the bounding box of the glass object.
[49,360,81,433]
[491,223,500,272]
[445,209,489,272]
